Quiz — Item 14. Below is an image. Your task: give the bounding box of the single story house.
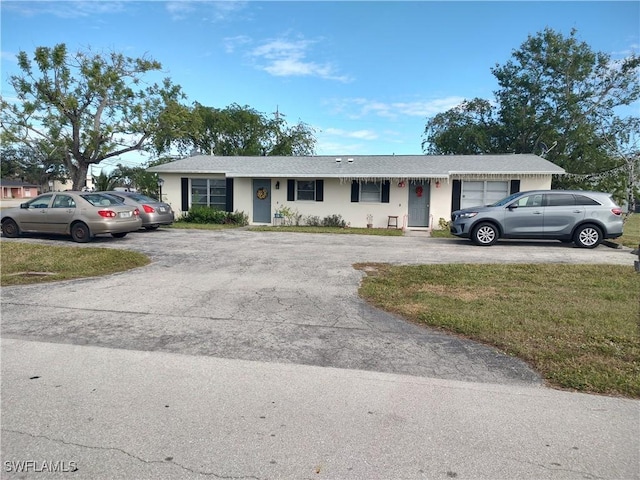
[147,154,565,229]
[0,179,40,200]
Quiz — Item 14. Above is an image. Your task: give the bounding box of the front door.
[408,180,430,227]
[252,179,271,223]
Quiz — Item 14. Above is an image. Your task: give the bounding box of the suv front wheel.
[573,224,602,249]
[471,222,499,246]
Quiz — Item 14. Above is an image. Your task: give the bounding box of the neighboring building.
[0,179,40,199]
[147,154,565,229]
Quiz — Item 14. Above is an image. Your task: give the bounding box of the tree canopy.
[172,103,316,157]
[0,43,188,190]
[422,28,640,204]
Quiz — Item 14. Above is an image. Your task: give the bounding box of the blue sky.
[1,1,639,170]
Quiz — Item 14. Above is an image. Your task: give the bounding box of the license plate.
[159,207,167,213]
[119,211,132,218]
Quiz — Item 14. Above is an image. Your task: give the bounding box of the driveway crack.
[2,428,264,479]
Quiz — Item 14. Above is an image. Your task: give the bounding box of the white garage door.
[460,181,509,209]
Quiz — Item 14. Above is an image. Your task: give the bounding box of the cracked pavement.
[1,229,638,479]
[1,229,633,385]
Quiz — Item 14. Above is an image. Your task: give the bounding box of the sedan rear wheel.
[574,224,602,249]
[471,222,499,246]
[71,222,91,243]
[1,219,20,238]
[112,232,128,238]
[144,225,160,231]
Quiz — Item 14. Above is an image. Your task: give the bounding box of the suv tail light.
[611,208,623,216]
[142,204,155,213]
[98,210,117,218]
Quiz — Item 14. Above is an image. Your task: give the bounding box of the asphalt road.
[1,229,638,479]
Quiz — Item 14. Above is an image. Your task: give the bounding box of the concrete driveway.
[2,230,638,480]
[0,229,634,385]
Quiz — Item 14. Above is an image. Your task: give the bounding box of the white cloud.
[3,1,126,18]
[166,1,248,22]
[1,51,18,62]
[247,37,352,82]
[323,128,378,140]
[223,35,252,54]
[165,1,196,21]
[329,96,466,119]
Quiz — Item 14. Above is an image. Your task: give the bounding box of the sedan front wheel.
[1,219,20,238]
[471,222,499,246]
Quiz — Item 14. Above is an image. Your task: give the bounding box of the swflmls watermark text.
[4,460,78,473]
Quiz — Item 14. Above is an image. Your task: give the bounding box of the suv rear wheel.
[471,222,499,246]
[573,224,602,249]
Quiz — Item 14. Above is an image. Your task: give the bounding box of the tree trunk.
[71,162,89,191]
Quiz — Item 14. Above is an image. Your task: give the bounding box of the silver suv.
[450,190,624,248]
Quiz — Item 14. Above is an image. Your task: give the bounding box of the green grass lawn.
[0,242,150,286]
[356,262,640,398]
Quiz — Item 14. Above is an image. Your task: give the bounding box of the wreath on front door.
[415,185,423,197]
[256,187,268,200]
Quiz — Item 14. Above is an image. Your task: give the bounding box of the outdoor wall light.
[435,180,441,189]
[275,181,280,189]
[157,177,164,200]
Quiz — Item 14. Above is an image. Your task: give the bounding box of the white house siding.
[158,173,554,229]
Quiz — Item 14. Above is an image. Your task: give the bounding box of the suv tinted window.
[545,194,575,206]
[574,194,600,206]
[512,194,543,207]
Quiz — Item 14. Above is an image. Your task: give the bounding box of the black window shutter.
[287,179,295,201]
[225,178,234,212]
[451,180,462,212]
[510,180,520,194]
[351,181,359,202]
[181,177,189,212]
[315,180,324,202]
[381,180,390,203]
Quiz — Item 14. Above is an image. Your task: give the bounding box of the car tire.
[1,219,20,238]
[112,232,128,238]
[471,222,499,246]
[71,222,92,243]
[144,225,159,231]
[573,224,602,249]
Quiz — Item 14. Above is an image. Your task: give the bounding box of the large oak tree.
[422,28,640,204]
[175,102,316,157]
[1,44,188,190]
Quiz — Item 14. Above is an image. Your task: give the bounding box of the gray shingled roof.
[147,154,565,179]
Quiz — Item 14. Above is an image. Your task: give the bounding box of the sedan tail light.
[98,210,117,218]
[142,204,155,213]
[611,208,623,216]
[134,208,140,216]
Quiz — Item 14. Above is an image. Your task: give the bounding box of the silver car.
[1,192,142,243]
[450,190,624,248]
[100,191,174,230]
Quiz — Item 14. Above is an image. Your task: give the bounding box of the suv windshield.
[491,192,522,207]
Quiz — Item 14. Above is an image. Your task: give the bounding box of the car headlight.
[457,212,478,219]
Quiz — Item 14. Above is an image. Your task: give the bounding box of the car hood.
[452,205,496,215]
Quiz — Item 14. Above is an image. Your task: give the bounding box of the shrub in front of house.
[180,206,248,225]
[322,214,346,228]
[305,215,321,226]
